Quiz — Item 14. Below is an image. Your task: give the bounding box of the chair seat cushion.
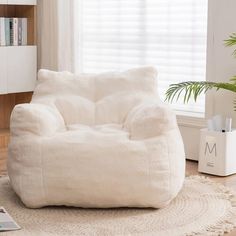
[9,123,185,209]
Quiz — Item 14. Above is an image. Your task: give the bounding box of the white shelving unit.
[8,0,36,5]
[0,0,37,94]
[0,0,37,149]
[0,46,37,94]
[0,0,36,5]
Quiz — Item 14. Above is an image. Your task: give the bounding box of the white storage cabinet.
[198,128,236,176]
[0,0,37,94]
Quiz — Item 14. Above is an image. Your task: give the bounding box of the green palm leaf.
[224,33,236,57]
[230,76,236,84]
[165,81,236,107]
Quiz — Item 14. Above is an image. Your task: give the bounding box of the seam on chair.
[38,111,47,205]
[18,143,23,201]
[166,134,172,201]
[147,142,151,200]
[147,137,173,207]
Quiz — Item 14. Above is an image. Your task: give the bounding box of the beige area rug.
[0,176,236,236]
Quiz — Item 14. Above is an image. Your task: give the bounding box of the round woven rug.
[0,176,236,236]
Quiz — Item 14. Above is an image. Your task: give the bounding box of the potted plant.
[165,33,236,110]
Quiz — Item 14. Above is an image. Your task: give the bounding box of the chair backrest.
[32,67,159,125]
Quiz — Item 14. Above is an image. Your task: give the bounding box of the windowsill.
[176,111,206,128]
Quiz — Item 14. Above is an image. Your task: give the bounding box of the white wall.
[179,126,201,161]
[207,0,236,121]
[179,0,236,160]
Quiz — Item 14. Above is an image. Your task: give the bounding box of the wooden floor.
[0,148,7,176]
[1,149,236,235]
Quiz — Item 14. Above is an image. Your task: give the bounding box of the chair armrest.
[125,102,178,140]
[10,103,65,137]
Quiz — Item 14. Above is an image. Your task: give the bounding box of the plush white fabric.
[8,66,185,209]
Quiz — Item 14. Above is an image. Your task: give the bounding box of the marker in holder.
[225,117,232,132]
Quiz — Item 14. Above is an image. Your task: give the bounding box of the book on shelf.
[0,17,6,46]
[22,18,27,46]
[18,18,22,46]
[5,18,10,46]
[13,18,18,46]
[0,17,27,46]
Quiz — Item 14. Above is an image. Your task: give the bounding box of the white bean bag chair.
[8,66,185,209]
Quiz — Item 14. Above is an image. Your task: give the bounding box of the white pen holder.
[198,128,236,176]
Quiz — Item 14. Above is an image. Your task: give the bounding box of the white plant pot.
[198,128,236,176]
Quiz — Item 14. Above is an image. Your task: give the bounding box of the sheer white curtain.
[74,0,208,115]
[37,0,74,71]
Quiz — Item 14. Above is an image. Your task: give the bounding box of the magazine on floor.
[0,207,20,232]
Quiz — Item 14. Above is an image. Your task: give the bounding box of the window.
[74,0,208,116]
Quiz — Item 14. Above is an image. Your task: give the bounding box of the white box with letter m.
[198,128,236,176]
